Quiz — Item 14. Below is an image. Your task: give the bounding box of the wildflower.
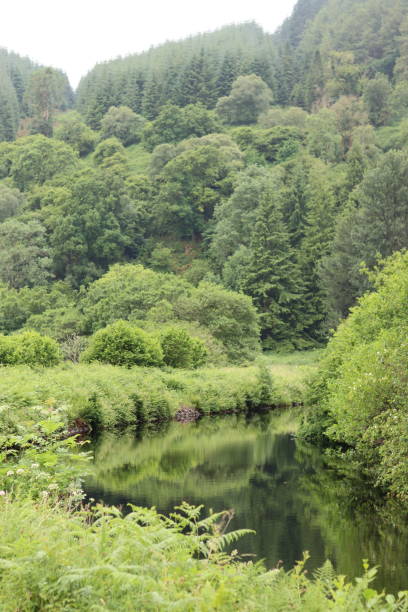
[6,470,14,476]
[41,491,49,497]
[0,490,5,496]
[16,469,24,475]
[30,463,39,469]
[48,483,58,490]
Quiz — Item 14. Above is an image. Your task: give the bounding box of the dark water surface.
[84,409,408,592]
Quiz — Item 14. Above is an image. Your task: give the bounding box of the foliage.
[0,218,52,289]
[160,327,207,368]
[0,330,60,366]
[1,499,404,611]
[4,135,78,190]
[0,183,24,222]
[304,251,408,500]
[100,105,146,145]
[174,282,260,362]
[216,74,273,125]
[82,320,163,367]
[54,111,97,156]
[24,67,72,136]
[142,103,220,150]
[0,361,278,429]
[81,264,190,331]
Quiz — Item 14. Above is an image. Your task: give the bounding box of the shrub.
[0,331,61,367]
[0,335,16,365]
[160,327,207,368]
[81,320,163,367]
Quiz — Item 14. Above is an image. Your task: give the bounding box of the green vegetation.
[82,320,164,367]
[302,251,408,501]
[2,0,408,604]
[0,362,276,430]
[0,330,60,366]
[2,498,405,611]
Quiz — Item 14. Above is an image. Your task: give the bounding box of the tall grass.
[0,362,275,430]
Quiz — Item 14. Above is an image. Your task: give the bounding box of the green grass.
[258,349,322,405]
[0,351,319,431]
[0,362,273,430]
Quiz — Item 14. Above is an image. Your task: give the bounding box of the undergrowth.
[0,498,406,611]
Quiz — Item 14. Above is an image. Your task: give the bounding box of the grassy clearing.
[258,349,322,405]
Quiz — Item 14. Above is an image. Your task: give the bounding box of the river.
[84,408,408,592]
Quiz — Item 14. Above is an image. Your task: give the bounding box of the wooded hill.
[1,0,408,353]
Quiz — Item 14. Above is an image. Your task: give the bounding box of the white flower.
[41,491,49,497]
[6,470,14,477]
[31,463,40,469]
[0,490,5,496]
[48,483,58,490]
[16,469,24,475]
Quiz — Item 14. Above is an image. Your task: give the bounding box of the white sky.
[0,1,297,88]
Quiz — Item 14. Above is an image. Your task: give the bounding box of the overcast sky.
[0,0,297,88]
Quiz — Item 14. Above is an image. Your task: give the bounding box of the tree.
[100,105,146,145]
[306,110,343,163]
[0,331,60,366]
[142,104,220,151]
[9,135,78,191]
[81,264,190,332]
[0,73,20,141]
[215,74,273,125]
[0,219,52,289]
[363,75,392,127]
[25,67,70,136]
[160,327,207,368]
[54,111,97,156]
[174,282,260,362]
[243,194,304,350]
[0,184,24,222]
[210,166,278,267]
[155,135,243,236]
[321,150,408,321]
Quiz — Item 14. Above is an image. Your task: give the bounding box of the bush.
[160,327,207,368]
[0,331,61,367]
[81,320,163,367]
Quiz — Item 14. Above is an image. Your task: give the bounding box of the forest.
[2,0,408,609]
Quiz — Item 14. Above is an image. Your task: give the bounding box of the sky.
[0,0,297,88]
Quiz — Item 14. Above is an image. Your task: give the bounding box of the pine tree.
[243,195,304,350]
[297,164,337,343]
[0,73,20,141]
[215,53,239,98]
[142,76,163,119]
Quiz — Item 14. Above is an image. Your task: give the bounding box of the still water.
[84,409,408,592]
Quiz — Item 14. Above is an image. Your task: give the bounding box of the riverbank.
[0,351,320,432]
[1,353,407,610]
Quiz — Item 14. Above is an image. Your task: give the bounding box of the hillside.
[1,0,408,352]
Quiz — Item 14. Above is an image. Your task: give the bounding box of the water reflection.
[84,409,408,592]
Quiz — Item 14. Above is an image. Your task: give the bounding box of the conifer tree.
[142,77,163,119]
[243,195,304,349]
